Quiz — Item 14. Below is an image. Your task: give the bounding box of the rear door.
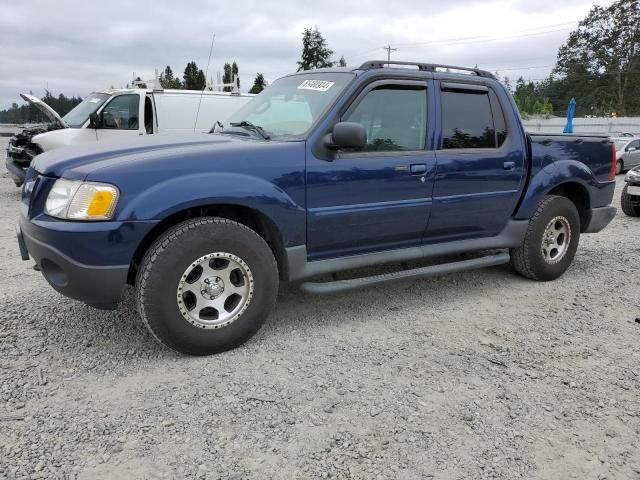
[306,79,436,259]
[424,82,525,243]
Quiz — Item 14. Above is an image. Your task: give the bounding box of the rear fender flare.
[515,159,594,219]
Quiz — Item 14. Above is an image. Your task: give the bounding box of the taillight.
[609,143,617,181]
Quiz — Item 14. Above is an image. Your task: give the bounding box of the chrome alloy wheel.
[177,252,254,329]
[541,216,571,264]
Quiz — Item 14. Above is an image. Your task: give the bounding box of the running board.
[300,252,510,294]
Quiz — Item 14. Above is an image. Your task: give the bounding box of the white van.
[6,88,253,185]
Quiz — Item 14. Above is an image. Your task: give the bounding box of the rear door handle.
[410,163,427,175]
[503,161,516,171]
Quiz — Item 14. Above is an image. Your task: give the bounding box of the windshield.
[614,140,628,151]
[225,72,355,139]
[62,93,110,128]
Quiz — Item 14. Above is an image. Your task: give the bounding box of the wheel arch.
[127,203,289,284]
[547,181,591,232]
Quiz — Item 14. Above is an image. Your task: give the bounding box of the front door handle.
[410,164,427,175]
[503,161,516,171]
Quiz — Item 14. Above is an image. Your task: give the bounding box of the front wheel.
[510,195,580,281]
[621,184,640,217]
[136,217,279,355]
[616,159,624,175]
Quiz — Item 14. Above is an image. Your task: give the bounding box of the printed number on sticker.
[298,80,335,92]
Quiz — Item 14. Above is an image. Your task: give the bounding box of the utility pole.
[383,45,397,65]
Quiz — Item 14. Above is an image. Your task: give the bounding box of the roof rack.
[358,60,496,79]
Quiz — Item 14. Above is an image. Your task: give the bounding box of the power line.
[345,20,581,64]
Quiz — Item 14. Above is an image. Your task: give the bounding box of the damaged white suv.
[6,88,253,186]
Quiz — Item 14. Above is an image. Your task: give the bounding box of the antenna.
[194,33,216,131]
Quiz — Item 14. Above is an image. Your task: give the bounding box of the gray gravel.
[1,133,639,479]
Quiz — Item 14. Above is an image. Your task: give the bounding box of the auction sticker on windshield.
[298,80,335,92]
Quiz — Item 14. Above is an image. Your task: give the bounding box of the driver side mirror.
[88,112,101,129]
[627,146,637,152]
[325,122,367,150]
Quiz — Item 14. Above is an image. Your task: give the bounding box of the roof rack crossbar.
[358,60,496,79]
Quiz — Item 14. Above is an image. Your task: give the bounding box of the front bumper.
[583,206,617,233]
[18,215,158,309]
[6,154,26,186]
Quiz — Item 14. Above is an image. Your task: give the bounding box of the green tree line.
[508,0,640,117]
[0,91,82,124]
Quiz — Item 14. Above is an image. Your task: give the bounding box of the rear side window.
[441,88,506,149]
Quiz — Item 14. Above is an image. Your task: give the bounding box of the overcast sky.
[0,0,615,110]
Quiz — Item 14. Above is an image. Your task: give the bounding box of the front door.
[425,83,526,243]
[623,139,640,169]
[306,80,435,260]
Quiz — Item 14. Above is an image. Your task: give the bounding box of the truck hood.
[20,93,68,129]
[31,133,286,179]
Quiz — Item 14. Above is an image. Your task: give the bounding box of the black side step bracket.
[300,252,510,294]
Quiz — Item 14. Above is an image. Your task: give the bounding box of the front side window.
[100,94,140,130]
[344,86,427,152]
[627,140,640,150]
[441,90,496,149]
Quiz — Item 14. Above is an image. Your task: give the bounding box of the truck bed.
[528,133,614,182]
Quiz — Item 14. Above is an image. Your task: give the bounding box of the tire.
[136,217,279,355]
[621,184,640,217]
[510,195,580,281]
[615,159,623,175]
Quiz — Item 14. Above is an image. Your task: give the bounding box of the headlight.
[625,169,640,182]
[45,179,119,220]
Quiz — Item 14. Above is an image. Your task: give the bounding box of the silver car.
[614,138,640,174]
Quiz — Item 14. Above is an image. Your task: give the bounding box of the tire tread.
[621,184,640,217]
[135,217,277,355]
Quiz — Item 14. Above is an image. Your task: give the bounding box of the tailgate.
[529,133,613,182]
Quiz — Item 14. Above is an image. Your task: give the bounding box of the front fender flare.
[118,172,306,246]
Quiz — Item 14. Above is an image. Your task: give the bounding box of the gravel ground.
[0,133,639,480]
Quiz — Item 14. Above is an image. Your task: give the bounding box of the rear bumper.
[18,215,158,309]
[584,206,617,233]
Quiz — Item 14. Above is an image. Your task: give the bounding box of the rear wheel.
[136,217,279,355]
[510,195,580,281]
[621,184,640,217]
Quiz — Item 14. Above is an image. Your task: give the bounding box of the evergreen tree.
[232,62,239,90]
[183,61,206,90]
[159,65,182,89]
[222,62,233,92]
[338,56,347,67]
[297,27,335,71]
[134,76,147,89]
[249,73,267,94]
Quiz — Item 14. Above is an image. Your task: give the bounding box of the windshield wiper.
[229,121,271,140]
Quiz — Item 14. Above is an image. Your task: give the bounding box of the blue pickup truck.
[17,60,617,355]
